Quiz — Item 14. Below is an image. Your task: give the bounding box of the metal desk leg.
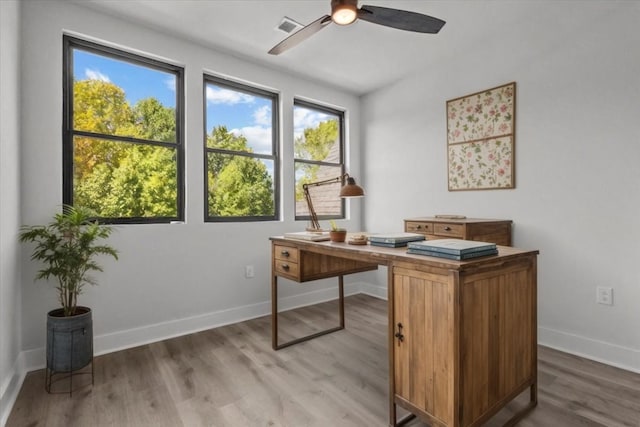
[272,275,345,350]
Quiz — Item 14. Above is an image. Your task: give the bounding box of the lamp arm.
[302,173,352,232]
[303,184,321,231]
[304,173,349,188]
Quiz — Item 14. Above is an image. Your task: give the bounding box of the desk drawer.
[274,245,299,263]
[405,221,433,234]
[433,223,464,238]
[275,260,299,279]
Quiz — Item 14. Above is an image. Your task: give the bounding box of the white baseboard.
[19,281,363,372]
[0,353,26,427]
[538,326,639,374]
[358,281,388,300]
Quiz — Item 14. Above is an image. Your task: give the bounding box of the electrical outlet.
[245,265,254,278]
[596,286,613,305]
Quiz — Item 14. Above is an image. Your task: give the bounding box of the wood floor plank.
[7,294,640,427]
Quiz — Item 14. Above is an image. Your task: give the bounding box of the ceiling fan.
[268,0,445,55]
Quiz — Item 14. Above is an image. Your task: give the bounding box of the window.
[63,36,184,223]
[204,75,279,222]
[294,100,345,221]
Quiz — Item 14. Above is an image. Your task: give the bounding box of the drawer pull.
[281,250,290,257]
[416,225,422,229]
[281,263,290,271]
[444,226,451,231]
[394,323,404,343]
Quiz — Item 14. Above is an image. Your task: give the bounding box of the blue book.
[368,233,425,244]
[407,239,496,255]
[407,248,498,260]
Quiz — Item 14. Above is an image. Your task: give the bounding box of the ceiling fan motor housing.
[331,0,358,25]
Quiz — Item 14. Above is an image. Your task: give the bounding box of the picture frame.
[446,82,516,191]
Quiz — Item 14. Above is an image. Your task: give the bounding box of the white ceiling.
[67,0,572,96]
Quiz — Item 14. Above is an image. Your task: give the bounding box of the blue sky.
[74,48,333,155]
[74,49,176,107]
[204,83,273,154]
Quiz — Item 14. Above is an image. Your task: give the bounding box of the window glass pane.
[73,49,177,143]
[65,37,183,223]
[293,105,340,163]
[73,136,177,218]
[294,101,344,221]
[207,152,275,217]
[295,163,342,217]
[204,76,278,221]
[205,83,273,154]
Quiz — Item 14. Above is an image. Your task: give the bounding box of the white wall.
[0,0,24,424]
[18,0,364,369]
[362,1,640,372]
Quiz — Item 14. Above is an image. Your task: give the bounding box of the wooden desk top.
[270,236,538,272]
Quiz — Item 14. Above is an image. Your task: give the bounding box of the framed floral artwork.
[447,82,516,190]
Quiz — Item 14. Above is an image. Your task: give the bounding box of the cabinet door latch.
[394,322,404,343]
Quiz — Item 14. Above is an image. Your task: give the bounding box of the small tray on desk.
[348,234,369,245]
[348,239,368,245]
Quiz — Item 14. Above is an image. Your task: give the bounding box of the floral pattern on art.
[447,82,515,190]
[448,137,513,190]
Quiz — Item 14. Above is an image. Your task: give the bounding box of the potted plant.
[19,205,118,391]
[329,220,347,242]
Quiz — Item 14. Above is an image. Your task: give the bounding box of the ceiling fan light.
[332,3,357,25]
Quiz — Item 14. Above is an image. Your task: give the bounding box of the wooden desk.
[270,237,539,427]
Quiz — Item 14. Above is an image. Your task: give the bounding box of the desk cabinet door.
[393,268,455,426]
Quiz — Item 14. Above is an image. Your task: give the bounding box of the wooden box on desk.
[404,217,512,246]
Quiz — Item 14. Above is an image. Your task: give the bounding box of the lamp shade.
[339,176,365,198]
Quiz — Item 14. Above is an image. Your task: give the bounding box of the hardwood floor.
[7,294,640,426]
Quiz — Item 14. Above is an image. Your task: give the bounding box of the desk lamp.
[303,173,364,232]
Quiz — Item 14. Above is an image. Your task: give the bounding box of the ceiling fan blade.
[358,5,445,34]
[269,15,333,55]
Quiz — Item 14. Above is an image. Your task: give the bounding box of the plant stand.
[45,307,94,396]
[45,327,94,396]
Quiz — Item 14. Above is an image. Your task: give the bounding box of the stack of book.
[407,239,498,260]
[368,233,425,248]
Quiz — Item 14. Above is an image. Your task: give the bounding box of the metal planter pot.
[46,306,93,374]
